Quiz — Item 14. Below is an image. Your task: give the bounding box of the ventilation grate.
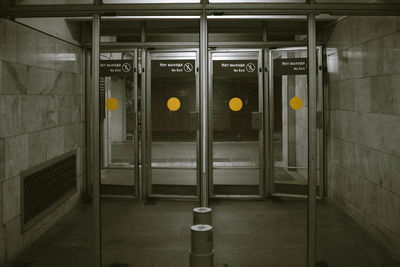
[21,151,77,232]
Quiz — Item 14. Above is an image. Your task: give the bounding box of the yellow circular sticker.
[106,97,118,111]
[290,96,303,111]
[229,97,243,112]
[167,97,181,111]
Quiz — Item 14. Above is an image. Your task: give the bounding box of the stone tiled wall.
[0,18,84,263]
[325,16,400,256]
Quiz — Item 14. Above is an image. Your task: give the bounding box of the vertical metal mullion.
[146,52,152,197]
[134,50,140,199]
[317,47,324,199]
[140,21,146,199]
[263,21,269,198]
[85,51,92,199]
[258,50,264,198]
[307,13,317,267]
[200,7,208,207]
[91,14,101,267]
[196,49,201,199]
[141,49,147,200]
[263,49,270,197]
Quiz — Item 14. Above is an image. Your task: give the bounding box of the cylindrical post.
[190,224,214,267]
[193,207,212,225]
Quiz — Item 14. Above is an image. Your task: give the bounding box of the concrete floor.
[10,199,400,267]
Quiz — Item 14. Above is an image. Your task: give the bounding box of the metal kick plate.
[252,112,263,130]
[189,111,199,131]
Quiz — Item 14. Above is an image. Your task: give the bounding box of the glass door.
[146,50,200,198]
[269,47,323,196]
[100,50,138,197]
[209,50,264,197]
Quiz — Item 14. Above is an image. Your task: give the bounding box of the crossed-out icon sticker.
[184,63,194,72]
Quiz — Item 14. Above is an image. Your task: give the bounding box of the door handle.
[252,112,263,130]
[189,111,199,131]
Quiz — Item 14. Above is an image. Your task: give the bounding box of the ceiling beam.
[1,3,400,18]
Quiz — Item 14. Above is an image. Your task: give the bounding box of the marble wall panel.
[27,66,59,95]
[46,126,64,160]
[3,19,17,63]
[38,33,56,70]
[337,50,350,81]
[21,95,41,133]
[325,18,352,53]
[0,96,21,138]
[328,81,340,110]
[327,136,342,166]
[327,53,339,82]
[339,80,355,111]
[55,41,80,74]
[55,71,80,95]
[0,20,4,62]
[5,135,29,179]
[0,18,85,263]
[0,140,4,181]
[392,74,400,116]
[362,113,400,157]
[353,78,371,113]
[348,16,397,47]
[390,156,400,197]
[28,131,47,167]
[0,62,2,91]
[327,161,341,196]
[1,62,27,95]
[5,216,22,261]
[364,38,384,77]
[326,16,400,255]
[2,176,20,224]
[371,75,394,115]
[0,226,5,264]
[382,32,400,75]
[398,16,400,32]
[356,177,379,220]
[16,23,39,67]
[377,189,400,235]
[40,95,57,129]
[347,45,364,79]
[64,123,81,153]
[340,140,355,171]
[367,149,391,190]
[56,95,81,125]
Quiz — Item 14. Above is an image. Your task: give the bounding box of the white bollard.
[190,224,214,267]
[193,207,212,225]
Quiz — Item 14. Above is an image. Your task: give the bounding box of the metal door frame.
[208,48,264,199]
[267,46,323,198]
[145,49,201,199]
[99,48,139,199]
